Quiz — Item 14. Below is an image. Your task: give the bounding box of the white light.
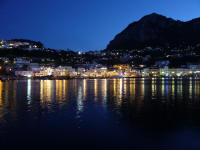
[27,75,32,78]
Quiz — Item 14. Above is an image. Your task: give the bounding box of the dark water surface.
[0,78,200,150]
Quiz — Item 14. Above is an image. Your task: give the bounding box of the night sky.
[0,0,199,51]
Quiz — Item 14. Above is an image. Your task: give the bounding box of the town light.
[27,75,32,78]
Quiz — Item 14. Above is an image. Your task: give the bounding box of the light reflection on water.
[0,78,200,120]
[0,78,200,149]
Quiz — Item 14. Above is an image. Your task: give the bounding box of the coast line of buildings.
[1,57,200,79]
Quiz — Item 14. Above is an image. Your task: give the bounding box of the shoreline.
[0,76,200,81]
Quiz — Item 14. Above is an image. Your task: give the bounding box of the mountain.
[107,13,200,50]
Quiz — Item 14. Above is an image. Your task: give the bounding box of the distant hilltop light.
[0,39,44,50]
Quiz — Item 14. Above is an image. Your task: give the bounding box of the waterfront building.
[66,66,76,77]
[106,70,120,77]
[35,67,53,76]
[15,71,33,77]
[53,66,68,77]
[77,67,85,75]
[29,63,40,72]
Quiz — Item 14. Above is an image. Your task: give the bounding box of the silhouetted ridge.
[107,13,200,50]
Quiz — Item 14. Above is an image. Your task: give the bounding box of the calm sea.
[0,78,200,150]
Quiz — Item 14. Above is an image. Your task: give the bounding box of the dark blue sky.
[0,0,199,51]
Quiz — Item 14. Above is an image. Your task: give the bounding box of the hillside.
[107,13,200,50]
